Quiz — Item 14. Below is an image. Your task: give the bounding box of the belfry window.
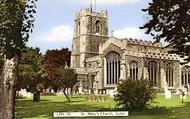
[166,63,174,87]
[106,52,120,85]
[181,66,190,86]
[148,61,157,85]
[95,20,101,34]
[129,61,138,80]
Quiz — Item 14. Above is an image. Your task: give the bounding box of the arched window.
[106,52,120,85]
[148,61,157,85]
[129,61,138,80]
[166,63,174,87]
[95,20,101,33]
[181,66,190,86]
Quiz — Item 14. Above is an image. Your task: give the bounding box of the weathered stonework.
[71,8,190,95]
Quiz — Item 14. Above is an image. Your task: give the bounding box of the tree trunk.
[0,74,3,118]
[63,88,71,102]
[33,91,40,102]
[53,87,58,93]
[0,55,19,119]
[70,88,73,98]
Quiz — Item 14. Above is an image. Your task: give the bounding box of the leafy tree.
[140,0,190,62]
[44,48,71,92]
[0,0,37,118]
[43,48,77,101]
[114,78,156,110]
[18,47,46,102]
[57,67,77,102]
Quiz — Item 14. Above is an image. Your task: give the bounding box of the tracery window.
[129,61,138,80]
[181,66,190,86]
[106,52,120,85]
[148,61,157,85]
[166,63,174,87]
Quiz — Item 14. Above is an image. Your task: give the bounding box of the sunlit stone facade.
[71,8,190,95]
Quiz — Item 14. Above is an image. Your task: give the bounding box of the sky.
[27,0,153,53]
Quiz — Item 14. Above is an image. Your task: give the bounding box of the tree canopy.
[44,48,71,92]
[0,0,37,58]
[57,67,77,101]
[18,47,46,102]
[140,0,190,62]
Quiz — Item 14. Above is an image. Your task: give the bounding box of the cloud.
[37,25,73,43]
[78,0,140,5]
[113,27,144,39]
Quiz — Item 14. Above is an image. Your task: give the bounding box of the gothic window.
[106,52,120,85]
[129,61,138,80]
[95,20,101,34]
[148,61,157,85]
[166,63,174,87]
[181,66,190,86]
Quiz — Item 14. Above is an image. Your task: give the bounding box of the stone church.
[71,8,190,95]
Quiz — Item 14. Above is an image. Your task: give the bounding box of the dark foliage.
[18,47,46,102]
[140,0,190,62]
[0,0,38,57]
[114,78,156,110]
[44,48,71,92]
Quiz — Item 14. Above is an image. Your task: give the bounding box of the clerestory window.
[166,63,174,87]
[129,61,138,80]
[148,61,157,85]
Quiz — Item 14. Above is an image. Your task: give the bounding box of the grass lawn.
[16,94,190,119]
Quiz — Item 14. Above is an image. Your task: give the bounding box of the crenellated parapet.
[144,52,179,60]
[75,8,108,19]
[122,38,162,47]
[123,50,179,60]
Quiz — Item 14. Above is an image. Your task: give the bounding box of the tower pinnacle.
[90,0,97,12]
[90,0,92,12]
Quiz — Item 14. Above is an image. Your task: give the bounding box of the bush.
[41,92,56,96]
[114,78,156,110]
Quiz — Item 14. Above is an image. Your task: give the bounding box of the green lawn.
[16,94,190,119]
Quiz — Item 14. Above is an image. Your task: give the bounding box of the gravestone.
[164,82,172,99]
[78,87,83,94]
[180,87,187,100]
[165,90,172,99]
[108,90,114,98]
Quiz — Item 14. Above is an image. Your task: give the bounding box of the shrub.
[114,78,156,110]
[41,92,56,96]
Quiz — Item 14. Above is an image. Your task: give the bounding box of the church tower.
[71,8,109,68]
